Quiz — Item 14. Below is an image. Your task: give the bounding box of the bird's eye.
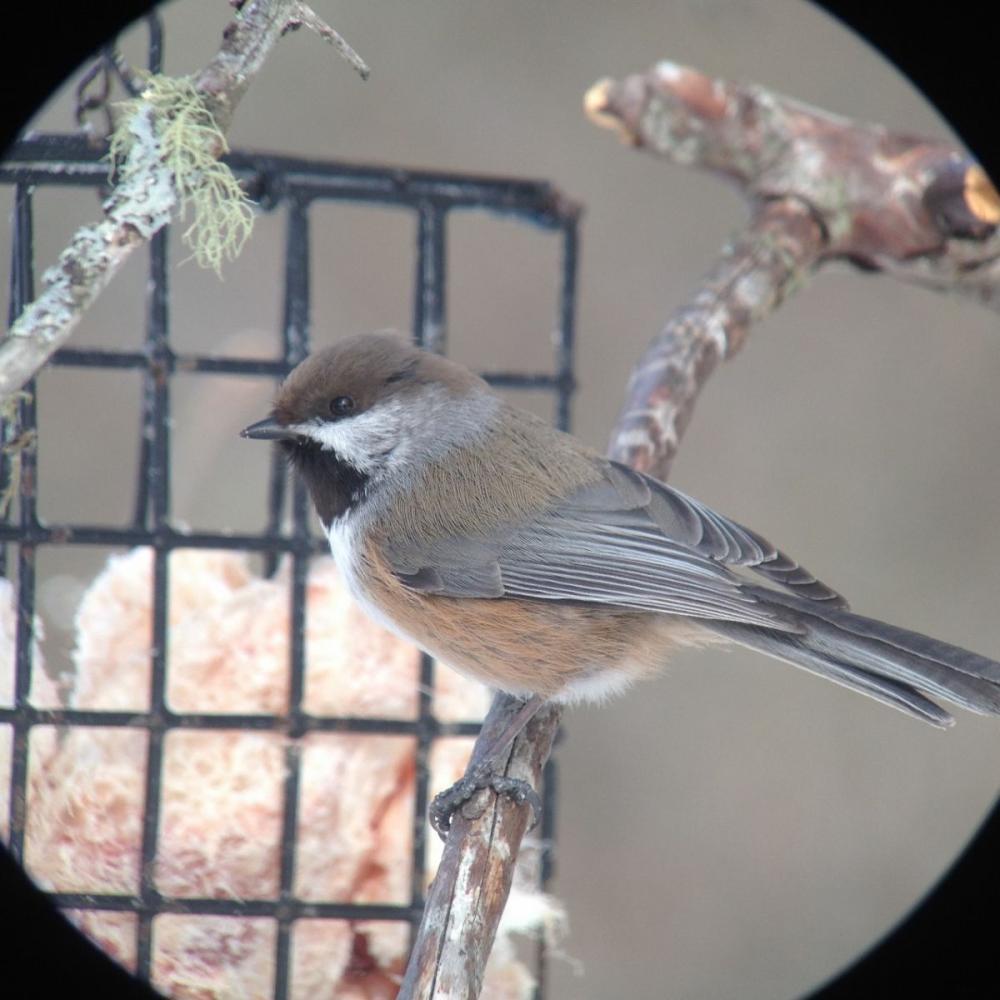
[329,395,356,417]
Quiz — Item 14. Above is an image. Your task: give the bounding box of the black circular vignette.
[1,2,998,998]
[817,1,999,176]
[0,1,157,156]
[0,841,163,999]
[3,8,163,997]
[807,14,1000,1000]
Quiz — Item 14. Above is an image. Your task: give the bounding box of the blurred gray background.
[5,1,1000,997]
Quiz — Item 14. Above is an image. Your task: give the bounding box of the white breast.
[324,515,413,642]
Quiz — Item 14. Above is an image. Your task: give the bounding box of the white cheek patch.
[290,388,501,475]
[290,399,408,473]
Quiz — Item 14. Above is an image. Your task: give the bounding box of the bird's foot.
[429,760,542,841]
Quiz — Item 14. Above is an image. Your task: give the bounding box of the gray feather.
[385,459,842,629]
[382,451,1000,724]
[709,587,1000,722]
[498,521,787,626]
[396,562,503,597]
[385,470,794,627]
[708,621,955,728]
[745,585,1000,686]
[611,463,847,606]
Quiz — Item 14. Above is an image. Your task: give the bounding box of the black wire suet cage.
[0,16,579,998]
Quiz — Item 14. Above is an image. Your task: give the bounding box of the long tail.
[706,586,1000,728]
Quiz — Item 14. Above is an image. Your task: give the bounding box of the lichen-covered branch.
[0,0,368,404]
[403,60,1000,999]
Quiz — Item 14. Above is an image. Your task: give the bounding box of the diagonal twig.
[400,59,1000,999]
[287,1,370,80]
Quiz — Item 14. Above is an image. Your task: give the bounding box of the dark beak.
[240,416,297,441]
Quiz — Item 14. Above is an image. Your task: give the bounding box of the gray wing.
[615,463,847,607]
[386,460,844,629]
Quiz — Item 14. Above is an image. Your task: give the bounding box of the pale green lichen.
[109,74,254,275]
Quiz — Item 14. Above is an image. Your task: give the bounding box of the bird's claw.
[429,762,542,841]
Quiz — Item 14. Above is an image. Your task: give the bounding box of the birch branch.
[401,59,1000,998]
[0,0,368,404]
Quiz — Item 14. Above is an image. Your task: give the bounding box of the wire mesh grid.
[0,16,579,998]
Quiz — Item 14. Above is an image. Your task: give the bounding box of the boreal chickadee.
[243,332,1000,772]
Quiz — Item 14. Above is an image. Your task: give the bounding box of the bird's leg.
[467,693,547,768]
[429,693,546,840]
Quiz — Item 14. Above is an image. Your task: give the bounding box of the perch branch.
[0,0,368,404]
[401,698,560,999]
[402,59,1000,998]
